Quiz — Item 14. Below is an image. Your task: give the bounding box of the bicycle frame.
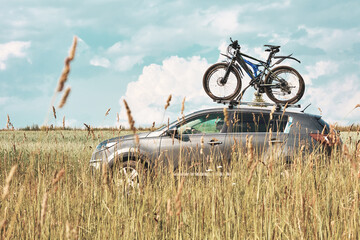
[222,51,270,83]
[235,51,273,85]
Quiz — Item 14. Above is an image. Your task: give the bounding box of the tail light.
[309,132,341,146]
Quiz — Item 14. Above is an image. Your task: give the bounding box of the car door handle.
[269,138,283,144]
[208,140,223,146]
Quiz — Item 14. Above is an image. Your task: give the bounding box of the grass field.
[0,130,359,239]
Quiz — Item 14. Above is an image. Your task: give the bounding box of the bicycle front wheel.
[202,63,242,101]
[264,66,305,104]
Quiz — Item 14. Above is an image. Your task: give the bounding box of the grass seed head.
[165,94,172,110]
[52,169,65,186]
[181,97,186,115]
[123,99,136,133]
[40,192,48,227]
[69,36,77,60]
[175,178,185,216]
[223,108,229,127]
[166,198,173,222]
[2,165,17,200]
[6,114,10,129]
[0,219,6,232]
[247,161,258,185]
[318,107,322,115]
[52,106,56,119]
[58,87,71,108]
[57,36,77,92]
[246,135,254,168]
[105,108,111,117]
[269,105,276,121]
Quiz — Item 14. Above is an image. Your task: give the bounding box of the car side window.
[231,112,288,133]
[178,112,225,135]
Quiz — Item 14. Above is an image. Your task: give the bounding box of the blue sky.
[1,0,359,129]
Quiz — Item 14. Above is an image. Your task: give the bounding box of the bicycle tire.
[264,66,305,104]
[202,63,242,101]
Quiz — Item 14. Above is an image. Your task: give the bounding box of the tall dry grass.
[0,130,359,239]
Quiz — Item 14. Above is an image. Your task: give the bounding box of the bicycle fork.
[220,58,236,85]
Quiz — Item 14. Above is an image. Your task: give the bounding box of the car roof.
[184,106,321,119]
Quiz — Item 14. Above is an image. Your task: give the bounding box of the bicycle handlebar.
[229,38,240,50]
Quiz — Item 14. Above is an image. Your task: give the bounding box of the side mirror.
[166,128,178,137]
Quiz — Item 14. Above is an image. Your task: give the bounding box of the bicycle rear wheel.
[264,66,305,104]
[202,63,241,100]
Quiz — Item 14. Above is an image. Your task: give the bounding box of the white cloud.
[64,118,78,128]
[305,74,360,124]
[256,0,291,11]
[296,26,360,52]
[303,60,338,85]
[268,33,290,46]
[0,97,9,105]
[204,9,240,35]
[118,56,211,127]
[0,41,31,70]
[90,56,110,68]
[107,42,123,54]
[114,55,144,72]
[217,40,231,62]
[103,7,252,62]
[91,42,144,71]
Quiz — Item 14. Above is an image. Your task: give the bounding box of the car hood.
[96,131,163,150]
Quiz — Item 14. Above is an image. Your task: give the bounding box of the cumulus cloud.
[114,55,143,72]
[306,74,360,124]
[118,56,211,127]
[0,97,9,105]
[256,0,291,10]
[203,9,240,35]
[0,41,31,70]
[90,56,110,68]
[89,42,144,71]
[295,26,360,52]
[303,60,338,85]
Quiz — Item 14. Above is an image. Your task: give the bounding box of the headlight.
[96,141,116,151]
[90,161,101,170]
[105,142,116,148]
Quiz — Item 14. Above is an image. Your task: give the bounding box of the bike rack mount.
[214,99,301,111]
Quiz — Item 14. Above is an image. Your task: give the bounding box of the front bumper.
[89,150,107,170]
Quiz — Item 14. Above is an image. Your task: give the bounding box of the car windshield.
[177,113,225,134]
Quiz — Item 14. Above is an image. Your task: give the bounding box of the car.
[89,105,338,187]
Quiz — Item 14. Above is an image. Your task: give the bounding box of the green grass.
[0,130,359,239]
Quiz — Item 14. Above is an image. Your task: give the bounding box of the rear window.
[231,112,288,133]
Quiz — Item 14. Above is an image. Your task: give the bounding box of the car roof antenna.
[301,103,311,113]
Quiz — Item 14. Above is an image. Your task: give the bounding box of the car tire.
[113,160,147,194]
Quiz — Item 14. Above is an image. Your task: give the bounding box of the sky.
[1,0,360,129]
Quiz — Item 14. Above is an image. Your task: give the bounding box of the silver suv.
[90,107,336,175]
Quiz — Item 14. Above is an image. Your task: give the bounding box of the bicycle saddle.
[264,45,280,52]
[264,45,280,49]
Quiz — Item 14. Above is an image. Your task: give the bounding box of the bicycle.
[203,38,305,104]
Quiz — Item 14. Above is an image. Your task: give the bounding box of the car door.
[159,111,229,172]
[227,110,289,157]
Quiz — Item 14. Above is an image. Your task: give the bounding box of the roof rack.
[214,99,301,111]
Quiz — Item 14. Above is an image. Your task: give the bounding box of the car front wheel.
[113,160,146,194]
